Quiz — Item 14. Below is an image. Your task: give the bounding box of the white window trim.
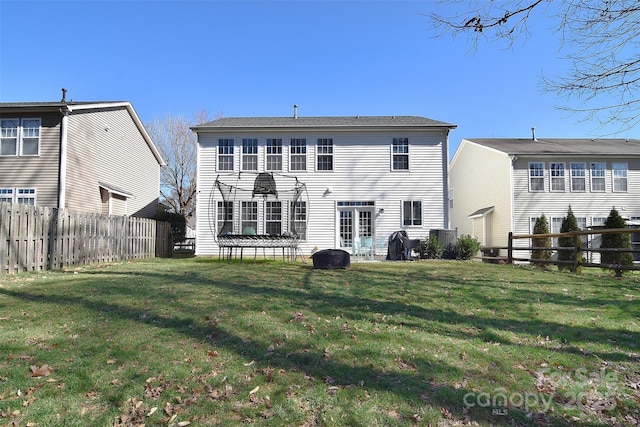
[289,138,307,172]
[402,200,422,227]
[241,138,258,171]
[316,138,334,172]
[1,187,37,205]
[217,139,235,171]
[265,138,283,172]
[391,137,410,171]
[612,162,628,193]
[549,162,566,192]
[528,162,545,192]
[1,118,41,157]
[590,162,606,192]
[570,162,586,192]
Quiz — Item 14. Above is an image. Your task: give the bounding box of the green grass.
[0,258,639,426]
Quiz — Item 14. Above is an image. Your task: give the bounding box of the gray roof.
[193,115,457,130]
[465,137,640,157]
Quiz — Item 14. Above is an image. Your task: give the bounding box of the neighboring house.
[449,136,640,260]
[0,95,164,217]
[192,113,456,257]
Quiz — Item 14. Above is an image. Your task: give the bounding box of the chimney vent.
[531,127,537,141]
[293,104,298,119]
[61,88,67,103]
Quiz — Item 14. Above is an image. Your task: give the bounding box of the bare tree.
[429,1,640,131]
[146,110,216,220]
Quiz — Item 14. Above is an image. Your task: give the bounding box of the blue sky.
[1,1,635,157]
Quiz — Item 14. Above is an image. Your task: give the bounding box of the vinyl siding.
[196,129,449,256]
[512,156,640,237]
[65,107,160,217]
[449,140,513,250]
[0,112,61,207]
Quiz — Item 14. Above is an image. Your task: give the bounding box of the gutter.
[58,106,70,209]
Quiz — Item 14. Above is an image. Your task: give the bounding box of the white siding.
[449,140,513,250]
[196,129,449,256]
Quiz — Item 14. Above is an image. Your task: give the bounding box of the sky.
[1,0,636,158]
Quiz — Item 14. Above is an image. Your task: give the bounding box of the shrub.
[558,206,582,273]
[454,235,480,260]
[425,235,444,259]
[155,211,187,243]
[600,208,633,278]
[531,214,552,268]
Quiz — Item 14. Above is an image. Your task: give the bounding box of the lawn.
[0,258,639,426]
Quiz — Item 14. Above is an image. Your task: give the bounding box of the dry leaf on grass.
[29,364,53,377]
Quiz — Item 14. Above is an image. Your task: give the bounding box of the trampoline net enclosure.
[211,172,308,242]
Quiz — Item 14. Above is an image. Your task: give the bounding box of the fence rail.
[1,202,172,274]
[481,228,640,271]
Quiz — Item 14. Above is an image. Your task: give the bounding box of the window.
[217,201,233,235]
[266,138,282,171]
[242,139,258,171]
[317,138,333,171]
[218,139,234,171]
[0,188,14,203]
[265,201,282,235]
[402,200,422,226]
[290,138,307,171]
[570,163,586,192]
[392,138,409,170]
[551,217,563,247]
[0,188,36,205]
[550,162,565,191]
[292,201,307,240]
[241,201,258,234]
[0,118,40,156]
[449,188,454,209]
[528,162,544,192]
[612,162,628,192]
[590,162,605,192]
[592,217,606,227]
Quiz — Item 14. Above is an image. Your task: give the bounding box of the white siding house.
[449,137,640,260]
[192,115,456,258]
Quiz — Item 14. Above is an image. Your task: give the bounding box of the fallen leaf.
[147,407,157,416]
[249,386,260,395]
[30,365,53,377]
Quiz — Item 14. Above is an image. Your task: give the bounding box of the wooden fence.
[481,228,640,271]
[0,202,172,274]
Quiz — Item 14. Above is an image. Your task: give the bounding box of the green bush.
[155,211,187,243]
[600,208,633,278]
[531,214,552,268]
[454,235,480,260]
[558,206,582,273]
[425,235,444,259]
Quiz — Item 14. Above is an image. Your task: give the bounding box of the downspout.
[443,130,450,229]
[58,106,69,209]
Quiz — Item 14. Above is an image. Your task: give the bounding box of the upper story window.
[317,138,333,171]
[590,162,605,192]
[612,162,628,192]
[1,118,40,156]
[266,138,282,171]
[218,139,234,171]
[392,138,409,170]
[550,162,565,192]
[528,162,544,192]
[242,138,258,171]
[0,188,14,203]
[570,162,586,192]
[402,200,422,226]
[290,138,307,171]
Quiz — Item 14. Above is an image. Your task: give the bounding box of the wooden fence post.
[507,232,513,264]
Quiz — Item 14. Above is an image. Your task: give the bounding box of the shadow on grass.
[2,260,633,426]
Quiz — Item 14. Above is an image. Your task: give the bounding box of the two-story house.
[192,112,456,257]
[449,136,640,260]
[0,96,164,217]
